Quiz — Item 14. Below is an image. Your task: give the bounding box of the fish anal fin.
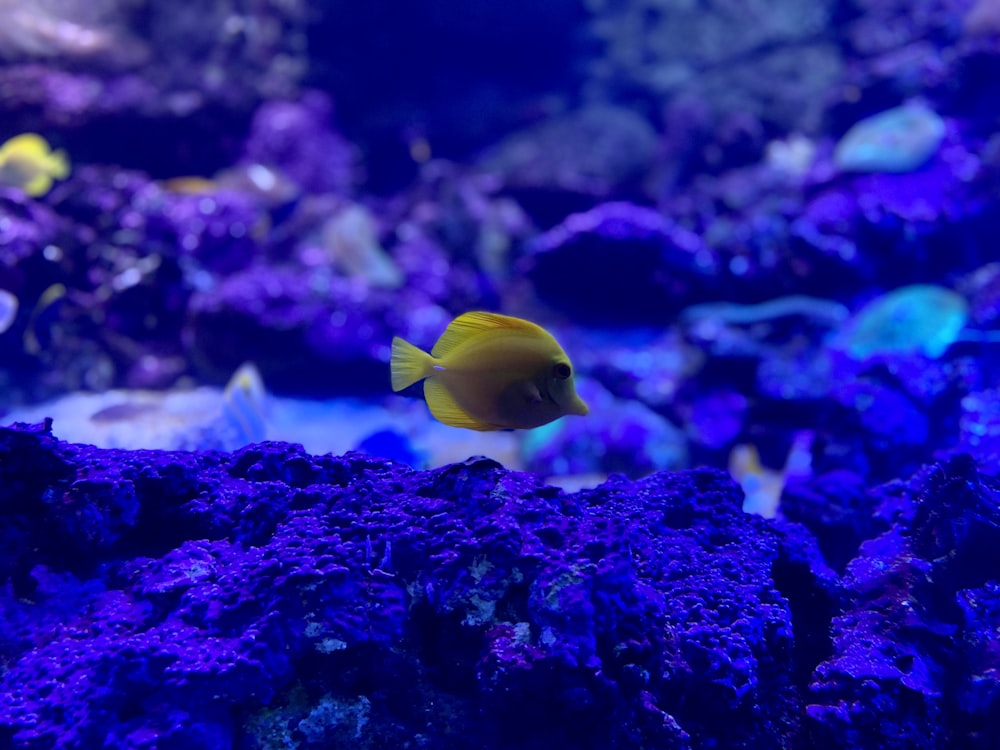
[424,378,495,431]
[391,337,433,391]
[431,311,547,358]
[24,174,53,197]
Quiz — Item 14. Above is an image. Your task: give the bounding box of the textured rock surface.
[808,456,1000,749]
[3,421,999,748]
[0,420,839,749]
[522,202,718,325]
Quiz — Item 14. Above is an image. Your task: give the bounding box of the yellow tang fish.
[0,133,70,196]
[391,311,589,431]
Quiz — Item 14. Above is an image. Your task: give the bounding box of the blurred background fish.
[0,133,69,196]
[221,361,269,446]
[0,289,18,335]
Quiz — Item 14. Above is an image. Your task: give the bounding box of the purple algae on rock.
[475,106,660,225]
[0,421,840,749]
[955,389,1000,475]
[183,262,447,396]
[241,92,359,197]
[807,456,1000,749]
[522,202,718,325]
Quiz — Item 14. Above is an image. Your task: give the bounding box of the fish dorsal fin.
[423,378,495,431]
[0,134,48,160]
[431,312,547,358]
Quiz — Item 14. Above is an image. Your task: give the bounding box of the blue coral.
[833,104,946,174]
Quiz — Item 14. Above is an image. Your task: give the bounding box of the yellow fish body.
[391,312,589,431]
[0,133,70,197]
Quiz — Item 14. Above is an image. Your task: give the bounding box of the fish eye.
[553,363,571,380]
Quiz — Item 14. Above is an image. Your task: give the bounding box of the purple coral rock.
[522,202,719,324]
[793,130,990,287]
[568,328,695,411]
[961,261,1000,329]
[476,106,660,224]
[586,0,840,137]
[808,456,1000,749]
[184,262,448,394]
[0,1,305,132]
[0,190,68,380]
[780,469,887,572]
[0,65,155,129]
[840,0,966,100]
[0,188,64,272]
[955,581,1000,744]
[822,347,979,481]
[242,92,359,197]
[134,184,266,275]
[0,422,840,749]
[5,424,997,749]
[957,389,1000,475]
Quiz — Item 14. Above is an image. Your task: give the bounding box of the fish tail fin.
[23,175,53,198]
[391,336,433,391]
[48,149,70,180]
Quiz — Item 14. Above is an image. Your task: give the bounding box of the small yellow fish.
[729,431,813,518]
[729,444,785,518]
[0,133,70,196]
[391,312,589,431]
[23,282,66,355]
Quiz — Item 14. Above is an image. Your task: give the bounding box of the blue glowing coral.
[833,284,969,360]
[834,103,946,174]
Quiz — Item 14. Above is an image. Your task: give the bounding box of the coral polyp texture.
[2,421,998,748]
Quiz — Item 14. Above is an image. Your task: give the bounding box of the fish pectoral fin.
[24,173,53,197]
[391,337,434,391]
[431,311,547,357]
[525,382,544,405]
[424,379,496,431]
